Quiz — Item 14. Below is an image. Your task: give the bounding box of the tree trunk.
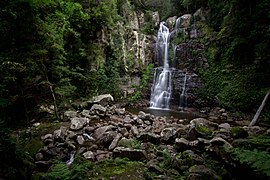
[249,90,270,127]
[41,62,59,120]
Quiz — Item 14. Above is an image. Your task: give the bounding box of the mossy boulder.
[230,126,248,139]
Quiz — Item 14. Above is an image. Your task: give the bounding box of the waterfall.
[179,73,188,111]
[150,22,172,109]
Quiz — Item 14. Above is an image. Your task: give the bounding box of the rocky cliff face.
[94,1,159,97]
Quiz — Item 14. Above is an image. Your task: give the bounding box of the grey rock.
[41,134,53,141]
[109,133,122,150]
[190,118,218,131]
[93,125,116,140]
[92,94,114,106]
[137,132,160,144]
[115,108,125,115]
[218,123,231,130]
[175,138,189,151]
[70,117,89,130]
[77,135,85,145]
[138,111,153,121]
[83,151,95,160]
[97,131,117,146]
[35,152,44,161]
[64,111,77,118]
[113,147,147,161]
[124,116,134,124]
[90,104,106,116]
[210,137,232,148]
[67,131,77,140]
[130,126,139,136]
[81,109,90,117]
[160,127,176,142]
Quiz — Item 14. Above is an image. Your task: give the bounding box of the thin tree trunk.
[41,62,59,120]
[49,85,59,120]
[249,90,270,127]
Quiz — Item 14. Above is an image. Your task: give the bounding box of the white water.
[179,73,188,111]
[66,151,75,166]
[150,22,172,109]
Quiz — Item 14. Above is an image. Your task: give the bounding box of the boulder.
[218,123,231,130]
[130,126,139,136]
[81,109,90,117]
[41,134,53,141]
[115,108,126,115]
[35,152,44,161]
[175,138,189,151]
[76,135,85,145]
[137,132,160,144]
[64,111,77,118]
[113,147,147,161]
[92,94,114,106]
[138,111,153,121]
[90,104,106,116]
[70,117,89,130]
[230,126,248,139]
[83,151,95,160]
[190,118,218,131]
[93,125,116,140]
[109,133,122,150]
[160,127,176,143]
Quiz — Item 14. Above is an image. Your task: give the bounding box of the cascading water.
[179,73,188,111]
[150,22,172,109]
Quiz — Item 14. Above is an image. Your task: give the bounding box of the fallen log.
[249,89,270,127]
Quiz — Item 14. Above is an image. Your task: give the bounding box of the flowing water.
[150,22,172,109]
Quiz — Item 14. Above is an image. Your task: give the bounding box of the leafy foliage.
[230,148,270,177]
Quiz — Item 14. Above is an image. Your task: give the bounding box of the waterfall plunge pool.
[126,107,206,121]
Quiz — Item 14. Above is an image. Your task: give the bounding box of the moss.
[195,124,213,138]
[230,127,248,139]
[87,158,145,180]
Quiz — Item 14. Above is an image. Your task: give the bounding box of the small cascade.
[150,22,172,109]
[66,151,76,166]
[179,73,188,111]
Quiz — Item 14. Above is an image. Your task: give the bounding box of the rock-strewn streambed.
[31,95,269,179]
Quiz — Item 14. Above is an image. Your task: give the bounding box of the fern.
[231,148,270,177]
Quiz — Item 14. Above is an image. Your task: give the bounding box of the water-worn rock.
[137,132,160,144]
[77,135,85,145]
[131,126,139,136]
[83,151,95,160]
[35,152,44,161]
[93,125,116,140]
[113,147,147,161]
[160,127,176,143]
[41,134,53,141]
[90,104,106,116]
[190,118,218,131]
[175,138,189,151]
[218,123,231,130]
[109,133,122,150]
[92,94,114,106]
[81,109,90,117]
[138,111,153,121]
[64,111,77,118]
[70,117,89,130]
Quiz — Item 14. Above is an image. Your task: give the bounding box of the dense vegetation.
[194,0,270,111]
[0,0,269,179]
